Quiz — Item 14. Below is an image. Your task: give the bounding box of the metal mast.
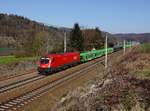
[64,32,67,53]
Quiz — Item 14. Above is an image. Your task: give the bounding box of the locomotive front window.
[40,58,49,64]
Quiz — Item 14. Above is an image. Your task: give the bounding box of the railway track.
[0,59,104,111]
[0,51,121,111]
[0,68,36,81]
[0,75,45,94]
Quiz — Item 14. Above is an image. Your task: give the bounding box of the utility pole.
[123,40,126,55]
[105,33,108,68]
[64,32,67,53]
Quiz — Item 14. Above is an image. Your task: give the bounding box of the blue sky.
[0,0,150,33]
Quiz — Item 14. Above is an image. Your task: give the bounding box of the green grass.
[130,68,150,78]
[136,69,150,77]
[138,43,150,53]
[0,55,36,65]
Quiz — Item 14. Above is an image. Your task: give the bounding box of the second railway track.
[0,69,36,81]
[0,51,120,111]
[0,75,45,94]
[0,58,104,111]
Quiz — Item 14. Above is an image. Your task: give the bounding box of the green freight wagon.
[107,48,114,53]
[80,48,113,62]
[125,41,132,48]
[80,51,95,62]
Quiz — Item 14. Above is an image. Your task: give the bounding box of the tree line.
[0,13,106,57]
[20,23,105,56]
[69,23,104,51]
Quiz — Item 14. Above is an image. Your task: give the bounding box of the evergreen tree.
[70,23,84,51]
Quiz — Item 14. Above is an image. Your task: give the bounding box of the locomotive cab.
[38,57,52,74]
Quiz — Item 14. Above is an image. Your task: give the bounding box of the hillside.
[0,13,116,55]
[113,33,150,43]
[0,13,66,52]
[1,13,149,56]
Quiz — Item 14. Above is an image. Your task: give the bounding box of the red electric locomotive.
[38,52,80,74]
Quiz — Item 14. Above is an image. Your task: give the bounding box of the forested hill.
[0,13,50,36]
[1,13,149,55]
[0,13,67,50]
[0,13,107,56]
[113,33,150,43]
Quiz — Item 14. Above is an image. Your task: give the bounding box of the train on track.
[38,43,132,74]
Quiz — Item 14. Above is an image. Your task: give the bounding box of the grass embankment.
[130,43,150,78]
[138,43,150,53]
[0,55,37,65]
[52,44,150,111]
